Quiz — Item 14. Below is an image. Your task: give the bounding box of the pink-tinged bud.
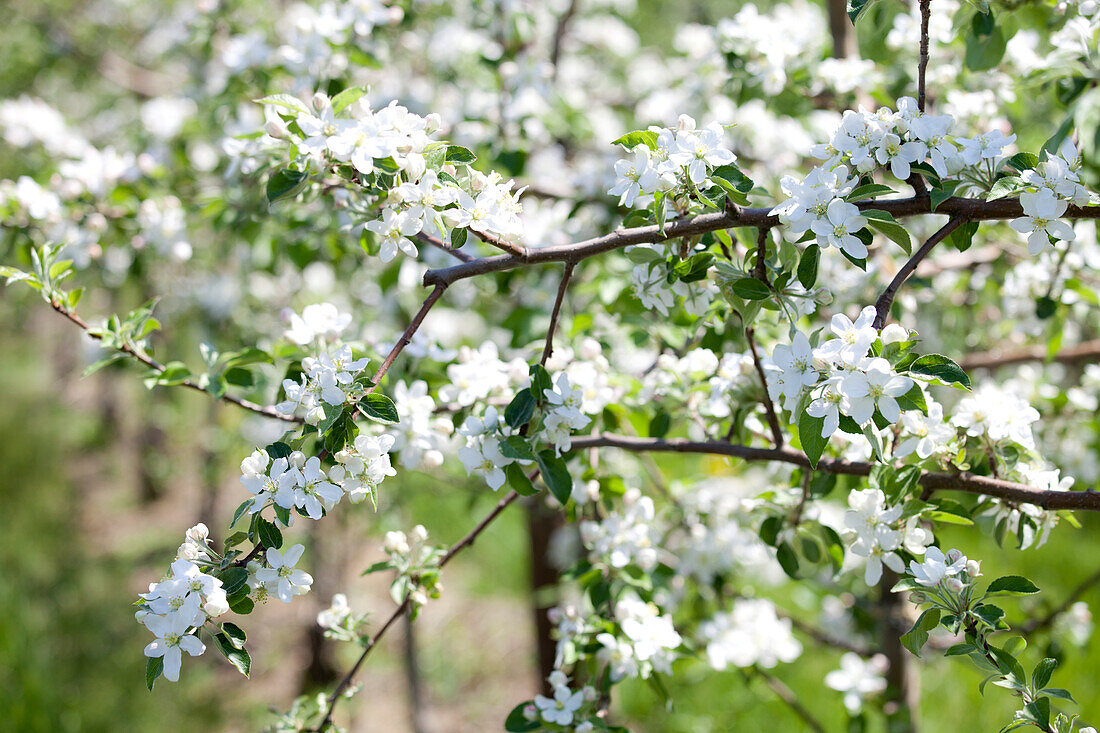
[582,685,598,702]
[946,548,965,564]
[579,337,602,360]
[186,523,209,543]
[265,119,289,139]
[522,704,538,721]
[966,559,982,577]
[312,92,329,112]
[424,113,442,134]
[945,577,965,593]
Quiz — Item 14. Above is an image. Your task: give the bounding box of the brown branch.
[568,433,1100,511]
[917,0,932,112]
[960,339,1100,371]
[540,263,576,366]
[369,284,447,386]
[48,300,301,422]
[423,196,1100,288]
[415,232,475,263]
[745,327,784,447]
[753,226,771,284]
[872,216,966,328]
[314,489,521,731]
[549,0,580,74]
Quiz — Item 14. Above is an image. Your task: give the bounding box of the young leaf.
[359,393,400,424]
[505,463,539,496]
[797,412,828,469]
[731,277,771,300]
[146,656,163,691]
[266,168,309,204]
[901,608,941,657]
[986,575,1041,595]
[213,632,251,677]
[535,450,572,505]
[797,244,820,289]
[504,388,537,428]
[910,354,971,389]
[611,130,659,150]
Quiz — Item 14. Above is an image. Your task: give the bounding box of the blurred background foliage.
[1,0,1099,731]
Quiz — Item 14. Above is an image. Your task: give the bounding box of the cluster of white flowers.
[544,338,619,415]
[608,113,737,209]
[438,341,526,407]
[894,398,956,460]
[269,92,525,259]
[331,433,398,504]
[240,448,342,520]
[825,653,889,713]
[1011,139,1086,255]
[253,544,315,603]
[390,379,452,470]
[698,598,802,670]
[713,3,826,94]
[765,306,917,438]
[844,488,931,585]
[951,383,1040,452]
[539,373,592,454]
[597,594,683,682]
[580,489,660,571]
[136,524,227,682]
[457,406,517,490]
[629,255,717,318]
[382,524,443,607]
[774,98,1020,259]
[276,344,370,424]
[907,545,975,590]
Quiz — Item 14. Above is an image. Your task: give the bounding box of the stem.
[873,217,966,329]
[748,668,827,733]
[540,262,576,366]
[745,327,784,447]
[918,0,932,112]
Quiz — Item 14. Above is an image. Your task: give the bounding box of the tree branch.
[917,0,932,112]
[1021,566,1100,635]
[746,668,827,733]
[568,433,1100,511]
[873,216,966,328]
[314,489,522,731]
[541,263,576,366]
[745,327,784,447]
[423,196,1100,288]
[48,300,301,423]
[960,339,1100,371]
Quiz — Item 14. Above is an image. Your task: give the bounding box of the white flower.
[825,653,888,713]
[317,593,351,630]
[285,303,352,345]
[256,544,314,602]
[840,357,913,424]
[367,206,422,263]
[609,148,662,208]
[668,122,736,184]
[143,613,206,682]
[699,599,802,669]
[895,400,955,459]
[534,685,584,726]
[765,331,819,411]
[806,378,848,438]
[908,546,967,587]
[816,305,879,365]
[810,198,869,259]
[1010,189,1075,255]
[959,129,1016,166]
[874,132,924,180]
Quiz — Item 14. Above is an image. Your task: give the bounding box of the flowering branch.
[49,299,300,423]
[568,433,1100,511]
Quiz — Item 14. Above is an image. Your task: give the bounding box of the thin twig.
[745,327,784,447]
[540,263,576,366]
[872,217,966,328]
[960,339,1100,371]
[549,0,580,74]
[917,0,932,112]
[568,433,1100,511]
[314,490,522,730]
[49,300,300,422]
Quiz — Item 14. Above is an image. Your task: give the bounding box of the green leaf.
[1020,697,1050,730]
[731,277,771,300]
[445,145,477,164]
[711,164,755,194]
[504,702,541,732]
[847,183,897,200]
[797,244,820,289]
[218,566,250,596]
[504,388,537,428]
[1032,658,1057,691]
[972,603,1006,629]
[535,450,572,505]
[1005,152,1039,173]
[146,656,163,691]
[612,130,659,150]
[673,252,715,282]
[451,227,468,249]
[930,180,960,211]
[213,632,251,677]
[331,86,366,114]
[222,622,247,649]
[505,463,539,496]
[901,608,941,657]
[228,594,254,615]
[965,23,1007,72]
[649,410,671,438]
[947,220,979,252]
[254,94,310,115]
[895,383,928,415]
[358,393,400,424]
[265,441,293,460]
[847,0,878,23]
[863,209,912,254]
[1040,687,1075,703]
[499,435,535,461]
[776,542,800,578]
[257,518,283,550]
[986,575,1041,596]
[797,412,828,469]
[529,364,553,398]
[759,515,783,546]
[910,354,971,389]
[266,168,309,204]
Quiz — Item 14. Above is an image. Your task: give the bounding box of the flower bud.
[186,523,209,543]
[410,524,428,543]
[312,92,329,112]
[522,705,537,722]
[265,118,289,139]
[423,113,442,134]
[945,576,965,593]
[966,559,981,577]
